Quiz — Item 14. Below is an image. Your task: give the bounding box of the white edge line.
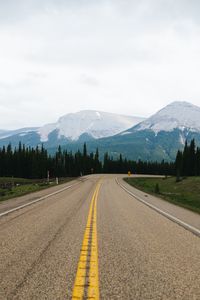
[116,178,200,238]
[0,181,81,218]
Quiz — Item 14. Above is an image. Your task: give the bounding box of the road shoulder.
[0,177,86,215]
[118,176,200,231]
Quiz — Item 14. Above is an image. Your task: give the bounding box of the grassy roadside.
[0,177,75,202]
[124,176,200,214]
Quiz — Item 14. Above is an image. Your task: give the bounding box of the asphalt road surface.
[0,174,200,299]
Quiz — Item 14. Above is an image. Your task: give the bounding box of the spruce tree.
[175,150,183,180]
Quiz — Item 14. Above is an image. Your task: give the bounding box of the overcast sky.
[0,0,200,129]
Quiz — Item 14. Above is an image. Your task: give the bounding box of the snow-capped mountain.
[1,102,200,162]
[0,110,144,148]
[91,101,200,161]
[0,130,8,138]
[0,128,38,140]
[134,101,200,133]
[38,110,144,142]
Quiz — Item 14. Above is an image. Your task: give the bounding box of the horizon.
[0,99,198,131]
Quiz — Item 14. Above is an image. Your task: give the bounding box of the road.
[0,174,200,299]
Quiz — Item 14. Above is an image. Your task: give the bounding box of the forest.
[175,139,200,178]
[0,140,198,179]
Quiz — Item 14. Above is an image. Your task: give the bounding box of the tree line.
[0,142,176,179]
[175,139,200,178]
[0,143,101,179]
[1,140,199,179]
[103,153,175,175]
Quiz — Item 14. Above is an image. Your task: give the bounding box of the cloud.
[0,0,200,129]
[80,74,99,87]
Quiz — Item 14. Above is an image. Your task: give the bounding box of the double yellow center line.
[72,182,101,300]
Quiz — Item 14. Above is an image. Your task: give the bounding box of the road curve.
[0,174,200,299]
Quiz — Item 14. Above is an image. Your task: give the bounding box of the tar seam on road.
[0,181,82,218]
[116,178,200,238]
[72,182,101,300]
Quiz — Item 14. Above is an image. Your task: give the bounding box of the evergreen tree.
[182,141,190,176]
[196,148,200,176]
[175,150,182,181]
[189,139,196,176]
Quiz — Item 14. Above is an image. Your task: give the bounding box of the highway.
[0,174,200,299]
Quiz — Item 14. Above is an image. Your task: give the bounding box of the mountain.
[133,101,200,133]
[1,102,200,162]
[38,110,144,142]
[0,110,144,148]
[0,128,38,140]
[76,101,200,161]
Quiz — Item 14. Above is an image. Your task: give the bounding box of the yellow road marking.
[88,191,99,299]
[72,182,101,300]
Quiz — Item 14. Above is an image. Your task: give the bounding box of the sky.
[0,0,200,129]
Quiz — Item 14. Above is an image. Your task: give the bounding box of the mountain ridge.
[38,110,144,142]
[0,110,145,147]
[131,101,200,134]
[1,101,200,162]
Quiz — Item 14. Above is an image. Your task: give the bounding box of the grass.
[0,177,75,202]
[0,177,34,184]
[124,176,200,214]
